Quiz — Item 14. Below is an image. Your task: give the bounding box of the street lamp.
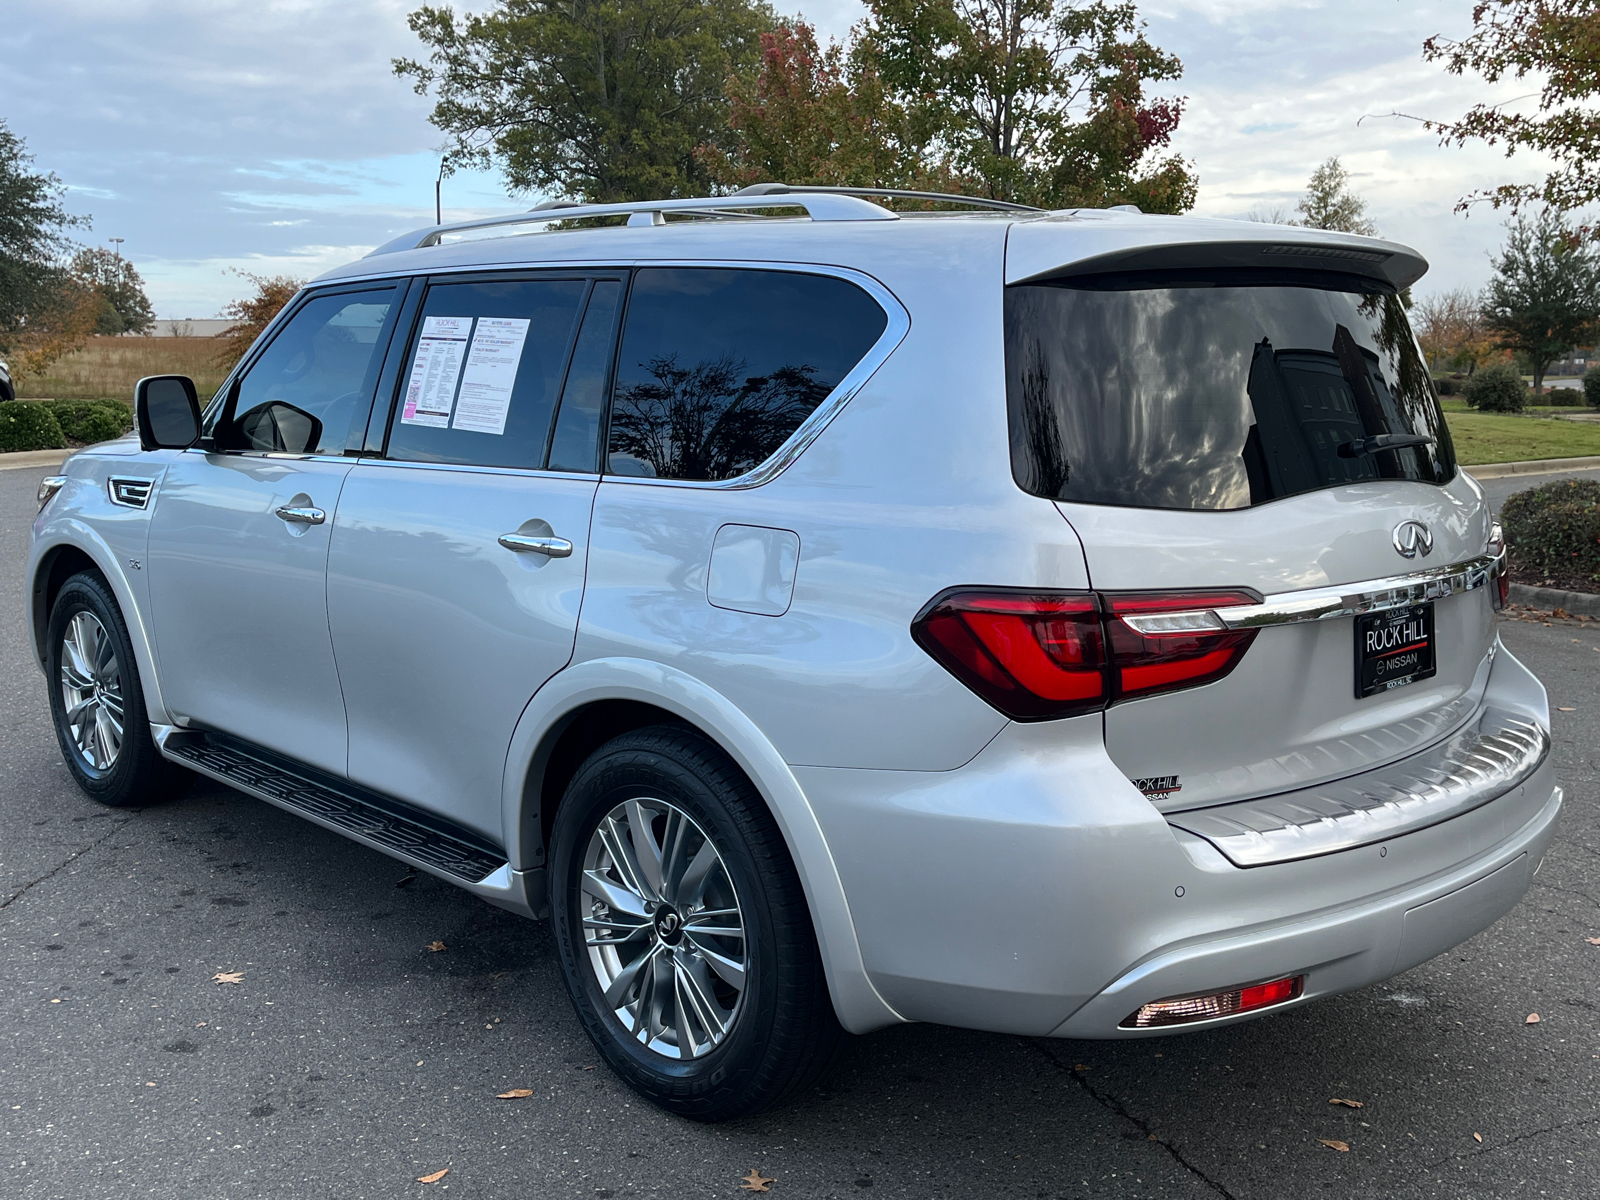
[435,155,451,226]
[109,237,124,259]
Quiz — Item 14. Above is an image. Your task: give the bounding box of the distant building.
[137,319,233,338]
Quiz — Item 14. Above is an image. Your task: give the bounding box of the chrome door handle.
[498,533,574,558]
[275,505,326,525]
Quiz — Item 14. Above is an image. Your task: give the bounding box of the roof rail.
[365,189,900,257]
[733,182,1045,214]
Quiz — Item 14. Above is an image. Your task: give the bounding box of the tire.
[46,571,189,807]
[550,724,841,1121]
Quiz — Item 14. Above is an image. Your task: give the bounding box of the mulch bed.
[1507,563,1600,597]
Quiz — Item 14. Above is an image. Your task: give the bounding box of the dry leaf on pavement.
[1586,937,1600,946]
[740,1169,776,1192]
[1316,1139,1350,1152]
[426,941,447,953]
[1329,1098,1364,1108]
[497,1089,533,1099]
[1526,1012,1541,1024]
[417,1169,449,1183]
[211,971,243,985]
[1473,1132,1483,1143]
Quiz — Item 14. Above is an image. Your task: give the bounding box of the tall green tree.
[395,0,774,203]
[70,247,155,336]
[860,0,1195,210]
[1481,211,1600,394]
[1424,1,1600,232]
[0,119,88,360]
[1294,157,1377,235]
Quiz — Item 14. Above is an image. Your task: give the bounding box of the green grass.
[1445,410,1600,465]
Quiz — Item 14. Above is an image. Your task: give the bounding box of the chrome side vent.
[108,477,154,509]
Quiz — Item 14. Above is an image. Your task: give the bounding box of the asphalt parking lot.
[2,461,1597,1200]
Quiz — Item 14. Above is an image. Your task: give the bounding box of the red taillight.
[913,591,1106,720]
[1120,974,1305,1029]
[913,587,1260,721]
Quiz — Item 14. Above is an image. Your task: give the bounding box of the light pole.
[435,155,451,226]
[109,237,124,260]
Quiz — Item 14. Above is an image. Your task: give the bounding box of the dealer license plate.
[1355,603,1436,698]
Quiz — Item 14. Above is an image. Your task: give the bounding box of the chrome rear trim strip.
[1166,706,1548,867]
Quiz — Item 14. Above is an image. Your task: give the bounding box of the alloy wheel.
[581,797,748,1059]
[59,610,124,772]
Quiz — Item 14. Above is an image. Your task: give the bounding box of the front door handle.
[498,532,574,558]
[275,505,326,525]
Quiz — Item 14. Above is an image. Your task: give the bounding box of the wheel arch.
[502,657,905,1035]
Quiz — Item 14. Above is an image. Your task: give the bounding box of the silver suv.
[28,187,1559,1121]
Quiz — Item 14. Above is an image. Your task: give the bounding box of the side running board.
[160,730,514,889]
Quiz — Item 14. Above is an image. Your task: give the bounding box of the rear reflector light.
[913,588,1259,721]
[1120,975,1305,1029]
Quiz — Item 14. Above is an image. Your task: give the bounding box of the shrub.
[1464,362,1529,412]
[0,401,67,452]
[1501,479,1600,589]
[1434,376,1460,395]
[1585,365,1600,408]
[1544,386,1584,406]
[40,399,133,443]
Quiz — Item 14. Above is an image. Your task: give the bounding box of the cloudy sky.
[2,0,1560,317]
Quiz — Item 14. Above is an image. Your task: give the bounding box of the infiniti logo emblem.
[1393,520,1433,559]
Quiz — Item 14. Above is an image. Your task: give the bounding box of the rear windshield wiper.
[1337,432,1435,459]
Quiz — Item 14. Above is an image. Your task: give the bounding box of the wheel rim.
[59,610,124,773]
[580,797,748,1060]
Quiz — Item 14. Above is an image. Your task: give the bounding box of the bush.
[40,399,133,443]
[1585,365,1600,408]
[1544,386,1584,406]
[1501,479,1600,589]
[1464,362,1529,412]
[1434,376,1460,395]
[0,401,67,452]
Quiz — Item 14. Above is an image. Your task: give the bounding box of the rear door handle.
[275,505,326,525]
[498,533,574,558]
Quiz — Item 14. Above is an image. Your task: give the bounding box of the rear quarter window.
[1006,271,1456,510]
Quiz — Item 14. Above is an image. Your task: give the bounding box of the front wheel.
[46,571,188,807]
[550,725,840,1121]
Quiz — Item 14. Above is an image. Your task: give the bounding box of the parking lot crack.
[1418,1113,1600,1170]
[1030,1041,1238,1198]
[0,816,135,911]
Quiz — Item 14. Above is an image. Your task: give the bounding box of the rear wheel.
[47,571,188,807]
[550,724,840,1121]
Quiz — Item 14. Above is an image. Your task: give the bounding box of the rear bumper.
[794,638,1557,1037]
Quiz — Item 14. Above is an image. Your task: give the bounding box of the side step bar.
[155,727,543,916]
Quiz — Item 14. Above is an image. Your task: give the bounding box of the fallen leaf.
[1073,1063,1089,1072]
[212,971,243,985]
[582,1065,596,1071]
[1317,1139,1350,1153]
[195,1022,207,1028]
[1526,1012,1541,1024]
[49,998,60,1004]
[1587,937,1600,946]
[417,1168,449,1184]
[1329,1098,1364,1108]
[740,1169,776,1192]
[1473,1132,1483,1143]
[1558,706,1576,712]
[497,1088,533,1099]
[426,941,447,953]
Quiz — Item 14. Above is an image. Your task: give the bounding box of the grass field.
[1445,410,1600,465]
[16,336,235,402]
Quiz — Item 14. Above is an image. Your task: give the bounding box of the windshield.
[1005,270,1456,510]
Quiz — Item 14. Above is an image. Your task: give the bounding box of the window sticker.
[401,316,471,427]
[451,317,531,436]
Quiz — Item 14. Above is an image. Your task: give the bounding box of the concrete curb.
[1465,455,1600,480]
[0,449,70,472]
[1508,583,1600,617]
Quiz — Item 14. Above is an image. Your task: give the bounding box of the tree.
[70,247,155,336]
[1413,287,1497,374]
[1294,157,1377,235]
[217,272,304,368]
[860,0,1195,211]
[1481,211,1600,395]
[0,119,94,383]
[395,0,774,203]
[1423,1,1600,232]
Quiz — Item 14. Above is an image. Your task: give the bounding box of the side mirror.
[135,375,201,451]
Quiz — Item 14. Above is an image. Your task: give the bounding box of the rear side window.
[1006,272,1456,510]
[386,277,588,470]
[606,267,888,481]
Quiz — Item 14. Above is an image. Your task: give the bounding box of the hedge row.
[0,400,133,453]
[1501,478,1600,590]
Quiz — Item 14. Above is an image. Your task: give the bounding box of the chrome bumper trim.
[1167,707,1549,867]
[1209,552,1503,630]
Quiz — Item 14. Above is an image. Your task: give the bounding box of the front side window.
[221,288,397,455]
[606,268,889,481]
[1006,271,1456,510]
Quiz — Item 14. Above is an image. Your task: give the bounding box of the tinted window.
[224,288,396,455]
[386,278,588,469]
[606,268,888,481]
[1006,273,1456,510]
[548,280,623,473]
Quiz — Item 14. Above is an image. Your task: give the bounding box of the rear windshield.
[1006,271,1456,510]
